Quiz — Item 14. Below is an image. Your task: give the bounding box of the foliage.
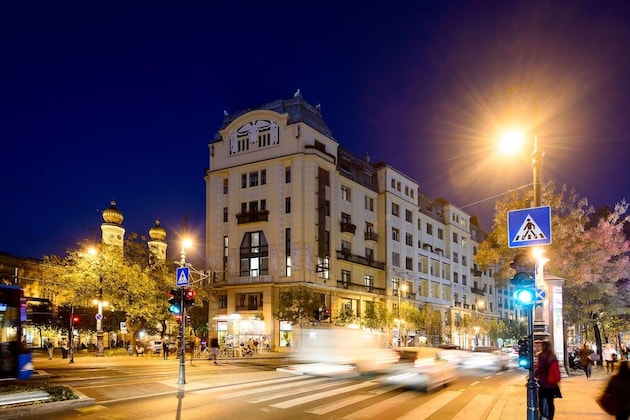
[476,181,630,335]
[0,383,78,403]
[273,285,321,327]
[362,301,389,330]
[333,306,359,326]
[187,300,209,338]
[44,233,178,346]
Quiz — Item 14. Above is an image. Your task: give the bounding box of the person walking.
[535,340,563,420]
[162,340,169,360]
[603,343,618,375]
[578,341,595,380]
[61,338,69,359]
[46,340,54,359]
[600,360,630,419]
[210,337,219,364]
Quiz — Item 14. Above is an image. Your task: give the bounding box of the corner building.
[205,94,505,351]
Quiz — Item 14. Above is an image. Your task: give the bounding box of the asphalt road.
[26,354,524,419]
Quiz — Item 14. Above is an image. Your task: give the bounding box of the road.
[27,354,525,419]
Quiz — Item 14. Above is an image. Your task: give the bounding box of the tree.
[273,285,321,328]
[44,233,177,348]
[476,181,630,349]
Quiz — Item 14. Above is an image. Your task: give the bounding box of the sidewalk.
[493,366,611,420]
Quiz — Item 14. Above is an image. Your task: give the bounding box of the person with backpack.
[535,339,563,420]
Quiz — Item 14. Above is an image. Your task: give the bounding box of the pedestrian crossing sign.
[176,267,190,286]
[507,206,552,248]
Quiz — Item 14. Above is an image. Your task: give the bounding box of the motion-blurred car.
[382,347,458,392]
[459,347,509,372]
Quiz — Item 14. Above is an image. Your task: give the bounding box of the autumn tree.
[476,181,630,350]
[273,285,322,327]
[45,233,177,348]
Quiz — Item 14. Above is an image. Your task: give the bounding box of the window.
[249,171,259,187]
[285,228,291,276]
[453,252,458,263]
[392,277,400,293]
[341,269,351,285]
[453,232,458,243]
[405,186,409,196]
[396,182,401,191]
[223,179,228,194]
[341,240,351,253]
[392,252,400,267]
[364,196,374,211]
[341,185,351,202]
[406,257,413,270]
[341,212,352,224]
[392,203,399,217]
[239,231,269,276]
[241,173,247,188]
[248,201,258,212]
[405,233,413,246]
[260,169,266,185]
[365,275,374,291]
[405,209,413,222]
[364,171,373,185]
[454,272,459,283]
[218,295,227,309]
[461,237,467,248]
[437,228,444,240]
[317,256,330,279]
[260,199,266,211]
[285,167,291,183]
[426,223,433,235]
[365,248,374,262]
[391,179,396,189]
[392,228,400,242]
[462,274,467,285]
[285,197,291,214]
[324,200,330,216]
[462,255,467,266]
[223,207,228,223]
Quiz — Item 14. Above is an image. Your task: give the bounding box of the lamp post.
[396,283,407,347]
[474,299,485,347]
[177,238,191,385]
[88,247,107,357]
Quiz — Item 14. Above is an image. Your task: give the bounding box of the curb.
[0,388,94,419]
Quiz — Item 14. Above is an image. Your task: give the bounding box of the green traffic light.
[513,288,536,305]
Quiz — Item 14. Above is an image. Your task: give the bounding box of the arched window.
[240,231,269,276]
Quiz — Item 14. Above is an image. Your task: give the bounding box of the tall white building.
[205,94,514,351]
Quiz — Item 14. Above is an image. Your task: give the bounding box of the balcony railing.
[235,305,262,311]
[364,231,378,241]
[236,210,269,224]
[471,286,485,296]
[337,279,386,295]
[340,222,356,234]
[336,250,385,270]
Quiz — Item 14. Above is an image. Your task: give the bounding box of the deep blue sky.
[2,1,629,261]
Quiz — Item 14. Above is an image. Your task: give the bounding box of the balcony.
[236,210,269,224]
[340,222,356,234]
[471,286,485,296]
[471,268,483,276]
[364,231,378,241]
[235,305,262,311]
[227,275,272,285]
[337,279,386,295]
[336,250,385,270]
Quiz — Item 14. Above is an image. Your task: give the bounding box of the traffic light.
[168,288,182,314]
[183,289,196,308]
[517,337,531,368]
[71,315,80,326]
[322,308,331,321]
[510,253,536,306]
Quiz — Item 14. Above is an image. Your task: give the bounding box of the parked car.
[382,347,458,392]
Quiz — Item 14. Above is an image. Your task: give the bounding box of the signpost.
[507,206,552,248]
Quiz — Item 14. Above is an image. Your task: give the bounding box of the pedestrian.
[46,340,54,359]
[598,360,630,419]
[535,339,563,420]
[162,340,169,360]
[210,337,219,364]
[61,338,69,359]
[578,341,595,380]
[603,343,618,375]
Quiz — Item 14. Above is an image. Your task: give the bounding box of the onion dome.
[102,200,124,225]
[149,219,167,241]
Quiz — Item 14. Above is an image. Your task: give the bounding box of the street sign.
[176,267,190,286]
[536,288,547,303]
[507,206,552,248]
[95,313,102,321]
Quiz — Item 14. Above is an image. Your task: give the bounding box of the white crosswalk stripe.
[269,380,377,409]
[451,393,496,420]
[396,390,462,420]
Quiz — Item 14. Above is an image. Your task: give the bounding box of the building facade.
[204,94,523,351]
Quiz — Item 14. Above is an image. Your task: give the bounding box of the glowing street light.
[87,247,109,357]
[396,282,408,347]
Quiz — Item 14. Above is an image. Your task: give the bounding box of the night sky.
[2,1,629,262]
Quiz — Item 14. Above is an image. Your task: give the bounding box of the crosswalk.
[189,374,502,419]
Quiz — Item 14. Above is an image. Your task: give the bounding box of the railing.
[471,286,485,296]
[340,222,356,234]
[336,279,386,295]
[228,275,272,285]
[364,231,378,241]
[236,210,269,224]
[235,305,262,311]
[336,250,385,269]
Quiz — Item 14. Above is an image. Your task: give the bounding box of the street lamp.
[396,283,407,347]
[88,247,109,357]
[499,130,543,207]
[474,299,485,347]
[177,238,191,385]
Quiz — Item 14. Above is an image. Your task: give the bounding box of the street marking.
[270,381,376,409]
[452,394,496,420]
[396,390,462,420]
[342,390,418,419]
[220,377,329,400]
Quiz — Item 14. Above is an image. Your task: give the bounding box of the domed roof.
[149,219,167,241]
[102,200,124,225]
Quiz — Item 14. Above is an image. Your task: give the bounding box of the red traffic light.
[72,315,80,324]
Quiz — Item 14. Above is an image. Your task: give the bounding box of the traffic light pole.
[178,285,186,385]
[526,304,539,420]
